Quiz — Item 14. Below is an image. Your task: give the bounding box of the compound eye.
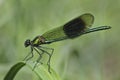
[24,39,31,47]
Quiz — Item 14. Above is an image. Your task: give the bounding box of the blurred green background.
[0,0,120,80]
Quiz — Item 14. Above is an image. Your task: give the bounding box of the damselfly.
[24,13,111,73]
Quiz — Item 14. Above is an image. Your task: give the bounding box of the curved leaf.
[4,62,25,80]
[4,61,61,80]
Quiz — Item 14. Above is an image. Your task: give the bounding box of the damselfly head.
[24,39,31,47]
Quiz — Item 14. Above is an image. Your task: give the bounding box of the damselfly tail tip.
[104,26,112,30]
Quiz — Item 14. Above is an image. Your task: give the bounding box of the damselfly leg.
[24,45,54,73]
[23,47,34,61]
[37,46,54,73]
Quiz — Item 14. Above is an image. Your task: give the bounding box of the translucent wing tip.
[80,13,94,28]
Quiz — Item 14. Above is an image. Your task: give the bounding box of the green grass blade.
[4,62,25,80]
[4,61,61,80]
